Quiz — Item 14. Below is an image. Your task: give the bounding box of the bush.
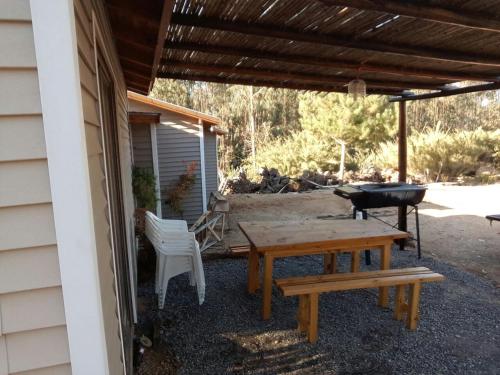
[132,167,157,210]
[359,127,499,181]
[248,130,341,177]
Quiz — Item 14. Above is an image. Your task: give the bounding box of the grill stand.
[352,208,372,266]
[353,205,422,260]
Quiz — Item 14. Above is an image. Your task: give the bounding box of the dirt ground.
[223,183,500,286]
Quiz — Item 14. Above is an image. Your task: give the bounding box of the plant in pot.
[132,166,158,283]
[164,161,197,217]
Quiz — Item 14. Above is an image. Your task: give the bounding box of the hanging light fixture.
[348,78,366,100]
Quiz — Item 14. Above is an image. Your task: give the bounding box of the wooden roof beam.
[158,72,401,95]
[321,0,500,34]
[160,59,442,90]
[170,13,500,67]
[149,0,175,93]
[165,41,498,82]
[390,82,500,102]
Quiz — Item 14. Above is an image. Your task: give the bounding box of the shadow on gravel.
[137,247,500,375]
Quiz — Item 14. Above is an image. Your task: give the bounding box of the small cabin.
[128,91,226,224]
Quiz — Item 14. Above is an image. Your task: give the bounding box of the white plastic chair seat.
[145,211,205,308]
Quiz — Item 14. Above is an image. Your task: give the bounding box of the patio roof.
[106,0,500,100]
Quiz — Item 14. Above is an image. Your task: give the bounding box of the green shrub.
[359,127,499,181]
[132,167,157,210]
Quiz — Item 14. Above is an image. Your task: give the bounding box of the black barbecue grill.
[334,183,427,258]
[334,183,426,209]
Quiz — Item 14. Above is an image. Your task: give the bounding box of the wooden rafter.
[158,72,402,95]
[170,13,500,67]
[165,41,498,83]
[390,82,500,102]
[149,0,175,92]
[160,60,442,90]
[321,0,500,33]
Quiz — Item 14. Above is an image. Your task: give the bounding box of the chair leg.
[307,293,319,343]
[159,278,170,309]
[407,282,421,330]
[188,271,195,286]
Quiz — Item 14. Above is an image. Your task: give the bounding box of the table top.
[238,219,408,252]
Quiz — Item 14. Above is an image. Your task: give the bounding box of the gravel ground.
[138,248,500,375]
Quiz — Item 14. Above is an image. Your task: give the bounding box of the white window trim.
[150,123,162,217]
[198,119,207,211]
[30,1,109,374]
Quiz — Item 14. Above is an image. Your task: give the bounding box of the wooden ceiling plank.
[160,59,441,90]
[165,41,498,82]
[170,13,500,67]
[321,0,500,33]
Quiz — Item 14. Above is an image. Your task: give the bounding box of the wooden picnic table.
[238,219,409,320]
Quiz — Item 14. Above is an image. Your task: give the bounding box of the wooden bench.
[275,267,444,343]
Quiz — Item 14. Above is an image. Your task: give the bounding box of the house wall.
[129,101,215,224]
[0,1,71,374]
[131,125,153,170]
[74,0,136,373]
[204,127,218,202]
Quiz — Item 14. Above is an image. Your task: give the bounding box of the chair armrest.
[158,219,188,231]
[156,232,200,255]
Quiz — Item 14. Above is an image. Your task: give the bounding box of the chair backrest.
[145,211,190,249]
[145,211,164,250]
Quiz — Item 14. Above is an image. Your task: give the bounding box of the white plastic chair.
[145,211,205,308]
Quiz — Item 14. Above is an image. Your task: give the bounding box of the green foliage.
[249,130,339,177]
[299,92,397,151]
[165,161,197,215]
[360,127,500,181]
[151,79,499,183]
[132,167,157,210]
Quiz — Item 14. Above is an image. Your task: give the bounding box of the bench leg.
[323,253,337,274]
[394,285,407,321]
[407,282,421,330]
[351,251,360,273]
[307,293,319,343]
[297,295,309,333]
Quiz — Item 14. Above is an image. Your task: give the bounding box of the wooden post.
[398,101,407,250]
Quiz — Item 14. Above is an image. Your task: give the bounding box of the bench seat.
[275,267,444,343]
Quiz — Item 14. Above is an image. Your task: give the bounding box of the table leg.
[378,243,392,307]
[247,247,260,294]
[262,253,274,320]
[351,250,360,273]
[323,253,337,274]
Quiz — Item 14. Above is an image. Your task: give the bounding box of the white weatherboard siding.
[0,0,70,373]
[75,0,137,372]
